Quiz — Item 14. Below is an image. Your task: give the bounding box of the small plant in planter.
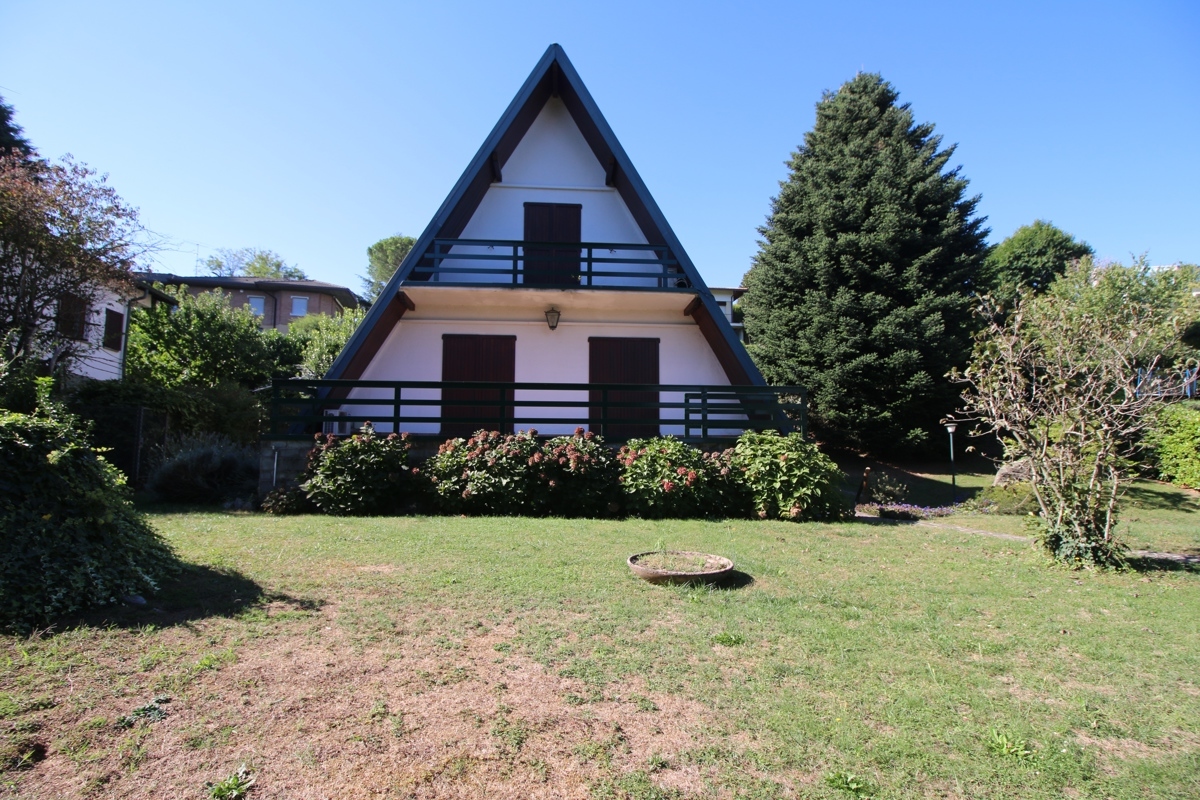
[627,550,734,585]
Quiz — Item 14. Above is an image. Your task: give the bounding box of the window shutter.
[588,337,660,439]
[441,334,517,437]
[103,309,125,351]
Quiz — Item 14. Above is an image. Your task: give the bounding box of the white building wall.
[346,313,732,437]
[437,99,663,288]
[69,287,127,381]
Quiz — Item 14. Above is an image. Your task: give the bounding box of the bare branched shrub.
[952,259,1199,567]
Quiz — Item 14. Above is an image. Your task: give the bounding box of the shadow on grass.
[1124,484,1200,513]
[714,570,755,590]
[57,563,321,632]
[1126,554,1200,574]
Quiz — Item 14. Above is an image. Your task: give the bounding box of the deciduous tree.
[741,73,989,453]
[205,247,307,280]
[953,259,1199,567]
[983,219,1092,298]
[0,153,146,369]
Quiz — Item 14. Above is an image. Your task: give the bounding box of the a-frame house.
[283,44,800,442]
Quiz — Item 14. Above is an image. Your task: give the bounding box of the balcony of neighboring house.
[403,238,692,291]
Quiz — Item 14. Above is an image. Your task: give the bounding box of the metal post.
[946,422,957,505]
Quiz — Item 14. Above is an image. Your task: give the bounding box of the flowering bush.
[539,428,621,517]
[424,429,542,515]
[731,431,847,521]
[301,423,419,515]
[617,436,739,518]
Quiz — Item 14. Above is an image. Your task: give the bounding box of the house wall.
[344,288,734,437]
[439,99,662,288]
[176,285,344,332]
[68,286,128,381]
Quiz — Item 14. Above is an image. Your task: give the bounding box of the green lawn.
[2,510,1198,799]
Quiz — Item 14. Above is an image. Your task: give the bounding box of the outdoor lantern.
[544,308,561,330]
[945,422,957,434]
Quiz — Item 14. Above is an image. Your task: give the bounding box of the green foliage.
[206,765,255,799]
[1147,403,1200,488]
[126,286,279,389]
[0,410,177,633]
[363,234,415,300]
[425,429,543,516]
[616,437,741,519]
[286,308,365,378]
[731,431,847,521]
[539,428,620,517]
[983,219,1093,298]
[742,72,988,454]
[302,424,418,515]
[205,247,307,280]
[825,771,876,798]
[144,433,257,505]
[955,258,1200,567]
[986,728,1039,762]
[68,378,264,444]
[973,482,1039,515]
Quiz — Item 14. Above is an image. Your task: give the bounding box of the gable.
[328,44,765,387]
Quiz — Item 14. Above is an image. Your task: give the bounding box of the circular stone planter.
[627,551,734,585]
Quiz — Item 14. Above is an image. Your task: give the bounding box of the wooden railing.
[264,379,806,442]
[405,238,691,289]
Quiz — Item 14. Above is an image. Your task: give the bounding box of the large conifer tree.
[742,73,988,453]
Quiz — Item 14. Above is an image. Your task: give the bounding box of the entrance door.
[589,337,660,439]
[442,334,516,438]
[524,203,581,286]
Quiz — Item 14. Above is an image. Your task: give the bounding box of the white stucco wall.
[344,297,735,437]
[437,99,663,288]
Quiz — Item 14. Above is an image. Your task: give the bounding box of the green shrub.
[617,436,740,518]
[0,411,177,633]
[302,424,418,515]
[539,428,621,517]
[1148,403,1200,488]
[144,433,258,505]
[424,429,542,515]
[731,431,847,521]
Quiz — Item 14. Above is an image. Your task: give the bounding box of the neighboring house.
[140,273,363,333]
[709,287,746,343]
[60,278,176,382]
[270,44,799,444]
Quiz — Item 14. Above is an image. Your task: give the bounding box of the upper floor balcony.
[403,238,693,291]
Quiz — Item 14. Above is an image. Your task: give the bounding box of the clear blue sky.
[2,1,1197,292]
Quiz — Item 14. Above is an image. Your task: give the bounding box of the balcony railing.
[265,379,805,442]
[405,238,692,290]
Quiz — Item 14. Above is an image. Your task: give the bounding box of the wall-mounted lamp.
[544,308,561,331]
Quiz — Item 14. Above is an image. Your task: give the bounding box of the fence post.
[393,384,401,434]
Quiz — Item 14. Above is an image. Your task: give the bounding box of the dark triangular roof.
[329,44,763,385]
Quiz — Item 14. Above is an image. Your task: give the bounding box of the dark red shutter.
[524,203,581,286]
[589,338,660,439]
[442,334,517,438]
[103,309,125,351]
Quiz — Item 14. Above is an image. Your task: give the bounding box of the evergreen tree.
[0,94,33,158]
[742,73,989,453]
[362,234,415,300]
[983,219,1093,298]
